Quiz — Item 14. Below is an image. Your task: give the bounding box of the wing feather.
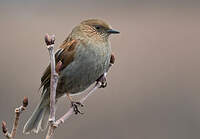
[40,38,78,90]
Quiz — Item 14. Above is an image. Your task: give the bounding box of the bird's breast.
[58,42,111,94]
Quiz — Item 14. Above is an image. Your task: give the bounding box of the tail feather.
[23,91,50,134]
[41,105,50,130]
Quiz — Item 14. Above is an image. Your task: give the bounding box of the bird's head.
[77,19,120,41]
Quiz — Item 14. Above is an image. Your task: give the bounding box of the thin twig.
[45,34,57,123]
[2,97,28,139]
[44,34,58,139]
[46,125,56,139]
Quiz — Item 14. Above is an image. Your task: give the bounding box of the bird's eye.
[95,25,101,30]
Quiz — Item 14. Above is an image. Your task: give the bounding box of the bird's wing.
[40,37,78,89]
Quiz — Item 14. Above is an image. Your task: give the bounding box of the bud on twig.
[23,97,28,107]
[110,53,115,65]
[2,121,7,134]
[45,34,55,46]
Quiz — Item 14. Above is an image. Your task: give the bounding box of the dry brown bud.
[51,35,55,44]
[23,97,28,107]
[110,53,115,65]
[2,121,7,134]
[45,34,55,45]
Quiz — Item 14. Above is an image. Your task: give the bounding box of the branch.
[2,97,28,139]
[44,34,58,139]
[45,34,57,123]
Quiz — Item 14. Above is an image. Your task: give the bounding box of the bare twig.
[45,34,57,123]
[2,97,28,139]
[44,34,58,139]
[46,125,56,139]
[45,61,62,139]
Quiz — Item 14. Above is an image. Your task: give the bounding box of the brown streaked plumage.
[40,38,77,89]
[24,19,119,134]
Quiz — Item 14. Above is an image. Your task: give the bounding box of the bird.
[23,19,119,134]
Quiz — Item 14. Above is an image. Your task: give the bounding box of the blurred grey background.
[0,0,200,139]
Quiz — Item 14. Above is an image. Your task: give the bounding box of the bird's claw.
[71,101,84,115]
[97,73,107,88]
[100,82,107,88]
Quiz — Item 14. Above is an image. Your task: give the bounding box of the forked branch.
[2,97,28,139]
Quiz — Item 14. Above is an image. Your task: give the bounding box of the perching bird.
[23,19,119,134]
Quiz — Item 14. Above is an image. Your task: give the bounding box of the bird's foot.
[97,73,107,88]
[71,101,84,115]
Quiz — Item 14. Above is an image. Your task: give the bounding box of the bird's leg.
[66,93,84,114]
[96,73,107,88]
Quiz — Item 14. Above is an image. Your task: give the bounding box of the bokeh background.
[0,0,200,139]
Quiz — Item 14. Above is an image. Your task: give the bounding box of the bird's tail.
[23,90,50,134]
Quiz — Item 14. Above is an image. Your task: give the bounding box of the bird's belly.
[57,45,111,95]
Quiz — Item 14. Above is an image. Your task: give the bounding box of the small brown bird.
[23,19,119,134]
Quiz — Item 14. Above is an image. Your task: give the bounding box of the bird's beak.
[107,29,120,34]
